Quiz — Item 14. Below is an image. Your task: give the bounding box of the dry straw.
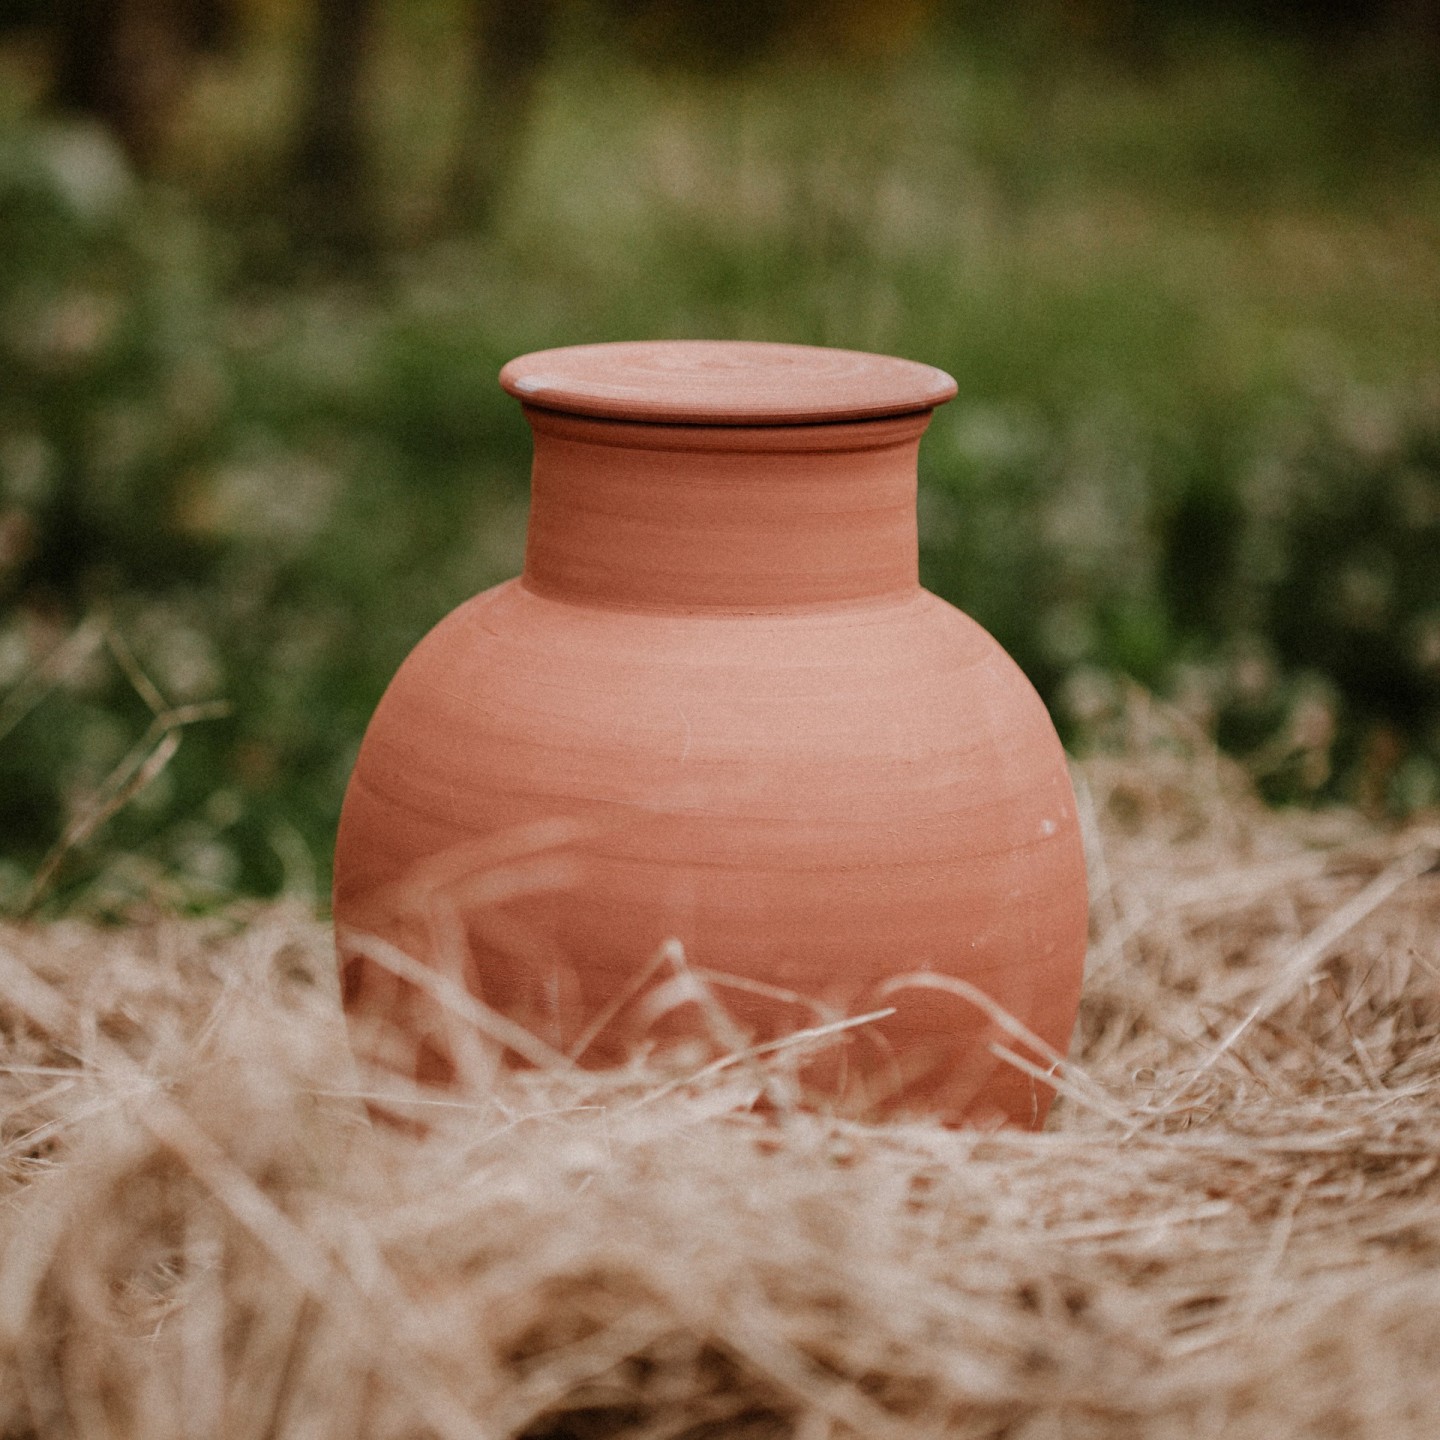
[2,697,1439,1439]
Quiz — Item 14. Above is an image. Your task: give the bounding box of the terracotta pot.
[334,341,1087,1127]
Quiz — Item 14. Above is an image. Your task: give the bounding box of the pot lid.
[499,340,958,425]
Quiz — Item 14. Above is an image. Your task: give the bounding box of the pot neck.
[519,406,932,614]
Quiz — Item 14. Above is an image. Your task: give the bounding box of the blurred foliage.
[0,3,1438,912]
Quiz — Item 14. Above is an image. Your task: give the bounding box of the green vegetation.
[2,13,1438,911]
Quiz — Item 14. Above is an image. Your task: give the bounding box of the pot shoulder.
[341,578,1068,825]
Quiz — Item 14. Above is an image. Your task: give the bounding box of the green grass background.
[1,8,1438,910]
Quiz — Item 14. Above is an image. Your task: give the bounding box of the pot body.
[334,358,1087,1127]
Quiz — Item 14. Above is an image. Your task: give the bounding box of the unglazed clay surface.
[334,342,1087,1127]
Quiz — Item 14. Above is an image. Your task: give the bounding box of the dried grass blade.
[1188,842,1438,1081]
[624,1008,897,1112]
[341,929,575,1072]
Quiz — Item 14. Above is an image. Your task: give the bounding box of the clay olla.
[333,341,1088,1127]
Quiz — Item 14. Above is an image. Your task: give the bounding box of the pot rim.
[499,339,957,427]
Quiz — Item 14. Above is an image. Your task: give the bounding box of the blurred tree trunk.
[290,0,379,257]
[51,0,221,169]
[1391,0,1440,57]
[450,0,557,230]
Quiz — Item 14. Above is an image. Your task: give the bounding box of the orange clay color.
[333,341,1087,1127]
